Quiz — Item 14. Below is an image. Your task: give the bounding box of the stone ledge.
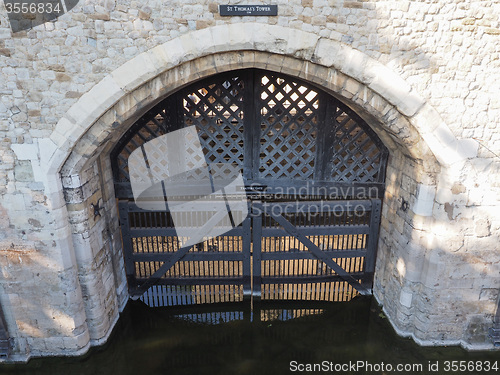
[375,295,497,351]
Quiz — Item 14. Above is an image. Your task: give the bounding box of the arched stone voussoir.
[313,37,426,118]
[50,23,466,179]
[409,103,479,167]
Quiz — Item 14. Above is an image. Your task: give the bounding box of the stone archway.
[40,24,478,352]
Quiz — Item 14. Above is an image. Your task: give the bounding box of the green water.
[1,297,498,375]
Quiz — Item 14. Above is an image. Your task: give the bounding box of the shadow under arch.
[43,24,472,349]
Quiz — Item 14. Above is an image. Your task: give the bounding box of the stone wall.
[0,0,498,361]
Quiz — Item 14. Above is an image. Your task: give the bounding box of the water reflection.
[1,297,498,375]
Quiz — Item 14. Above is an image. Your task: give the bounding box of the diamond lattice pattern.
[183,76,245,175]
[115,70,385,187]
[328,108,382,183]
[116,115,167,182]
[258,74,319,180]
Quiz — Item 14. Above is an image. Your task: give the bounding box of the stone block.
[457,138,479,159]
[14,161,34,182]
[412,184,436,217]
[337,45,372,82]
[209,24,234,52]
[474,218,491,237]
[399,289,413,308]
[62,330,90,351]
[227,23,256,50]
[401,247,426,283]
[479,288,499,302]
[10,143,38,161]
[40,175,66,209]
[151,37,187,70]
[286,28,319,60]
[6,194,26,212]
[465,315,492,346]
[185,54,218,81]
[179,27,215,57]
[421,251,443,288]
[343,77,361,98]
[49,206,71,231]
[249,25,284,55]
[313,37,342,68]
[367,63,425,117]
[433,123,459,151]
[49,117,82,151]
[43,337,66,352]
[61,174,82,189]
[66,76,125,130]
[111,53,159,93]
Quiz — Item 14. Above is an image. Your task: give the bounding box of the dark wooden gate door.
[252,199,381,301]
[111,69,388,307]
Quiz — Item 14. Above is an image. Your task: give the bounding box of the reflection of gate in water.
[111,69,388,307]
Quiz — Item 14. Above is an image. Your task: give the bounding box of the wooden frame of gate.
[119,199,252,305]
[252,199,382,300]
[111,68,389,307]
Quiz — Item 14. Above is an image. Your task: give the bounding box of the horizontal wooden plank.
[260,249,367,260]
[135,277,244,286]
[133,252,245,262]
[260,273,364,284]
[129,226,246,237]
[115,181,385,200]
[247,180,385,198]
[124,199,249,213]
[260,224,370,237]
[257,200,373,213]
[129,228,177,236]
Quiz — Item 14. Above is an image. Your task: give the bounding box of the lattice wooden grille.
[327,107,384,183]
[257,73,319,180]
[112,68,388,196]
[115,118,166,182]
[182,76,245,171]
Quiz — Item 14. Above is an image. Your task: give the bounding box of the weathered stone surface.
[0,0,498,363]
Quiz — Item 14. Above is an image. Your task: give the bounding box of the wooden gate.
[111,69,388,307]
[252,199,381,301]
